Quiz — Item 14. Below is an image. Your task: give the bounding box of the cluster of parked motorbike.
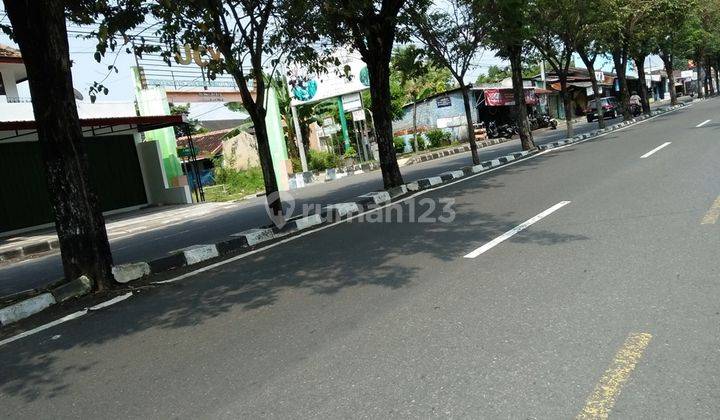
[482,113,558,139]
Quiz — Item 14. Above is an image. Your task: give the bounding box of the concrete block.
[0,248,23,262]
[323,203,361,220]
[182,244,219,265]
[148,253,186,274]
[325,168,337,181]
[293,214,323,230]
[22,241,51,255]
[489,159,501,167]
[387,185,408,198]
[0,293,55,325]
[471,164,486,173]
[112,262,151,284]
[440,170,464,180]
[216,236,250,255]
[357,191,392,206]
[52,275,93,302]
[417,176,443,189]
[232,228,275,246]
[407,182,420,191]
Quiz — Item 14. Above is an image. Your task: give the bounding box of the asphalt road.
[1,97,718,418]
[0,112,625,296]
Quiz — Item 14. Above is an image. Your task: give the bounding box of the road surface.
[1,98,718,418]
[0,112,627,296]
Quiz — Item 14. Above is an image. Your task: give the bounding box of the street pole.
[337,96,351,152]
[291,105,308,172]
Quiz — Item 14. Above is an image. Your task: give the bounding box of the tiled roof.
[176,129,231,159]
[0,43,21,59]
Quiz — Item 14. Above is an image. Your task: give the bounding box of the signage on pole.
[594,70,605,82]
[351,109,366,121]
[342,92,363,112]
[286,48,370,107]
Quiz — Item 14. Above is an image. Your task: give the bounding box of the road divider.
[577,332,652,419]
[640,142,671,159]
[463,201,571,259]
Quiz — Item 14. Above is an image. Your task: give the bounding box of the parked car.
[586,97,621,122]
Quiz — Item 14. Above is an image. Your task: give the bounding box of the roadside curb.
[0,101,690,328]
[538,103,689,151]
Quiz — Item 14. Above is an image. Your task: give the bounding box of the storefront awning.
[484,88,539,106]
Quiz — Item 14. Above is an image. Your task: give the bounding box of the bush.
[425,129,452,148]
[393,136,406,153]
[212,166,264,197]
[343,146,357,159]
[307,150,341,171]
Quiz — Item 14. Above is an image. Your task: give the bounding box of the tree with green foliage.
[409,0,489,164]
[574,0,613,128]
[313,0,409,189]
[528,0,580,137]
[480,0,536,151]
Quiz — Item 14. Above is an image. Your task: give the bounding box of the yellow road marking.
[577,332,653,419]
[701,195,720,225]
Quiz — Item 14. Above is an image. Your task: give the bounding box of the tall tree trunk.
[367,55,404,188]
[460,84,480,164]
[714,59,720,96]
[559,73,574,137]
[634,55,651,115]
[612,49,631,120]
[412,100,419,152]
[706,60,716,96]
[661,53,677,106]
[696,57,704,98]
[509,45,535,151]
[578,51,605,128]
[250,110,282,218]
[5,0,114,289]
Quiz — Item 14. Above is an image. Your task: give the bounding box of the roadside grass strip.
[463,201,571,258]
[577,332,653,419]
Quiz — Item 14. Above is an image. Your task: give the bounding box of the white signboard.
[594,71,605,82]
[342,92,362,112]
[351,109,366,121]
[287,49,370,107]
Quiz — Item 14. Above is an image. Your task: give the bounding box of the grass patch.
[204,166,265,202]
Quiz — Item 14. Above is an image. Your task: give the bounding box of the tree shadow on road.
[0,153,589,406]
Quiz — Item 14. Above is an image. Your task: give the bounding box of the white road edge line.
[1,103,691,346]
[640,142,671,159]
[0,292,133,348]
[697,119,711,127]
[463,201,571,259]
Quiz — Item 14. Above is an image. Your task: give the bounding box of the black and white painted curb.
[0,103,689,327]
[0,238,60,264]
[287,137,515,189]
[539,104,688,151]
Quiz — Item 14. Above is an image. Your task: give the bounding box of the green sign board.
[177,146,199,158]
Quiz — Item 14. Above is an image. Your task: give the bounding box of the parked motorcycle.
[487,121,520,139]
[538,114,558,130]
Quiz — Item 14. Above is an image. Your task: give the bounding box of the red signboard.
[484,89,539,106]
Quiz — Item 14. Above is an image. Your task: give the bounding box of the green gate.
[0,134,147,233]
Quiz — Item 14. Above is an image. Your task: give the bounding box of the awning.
[484,88,539,106]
